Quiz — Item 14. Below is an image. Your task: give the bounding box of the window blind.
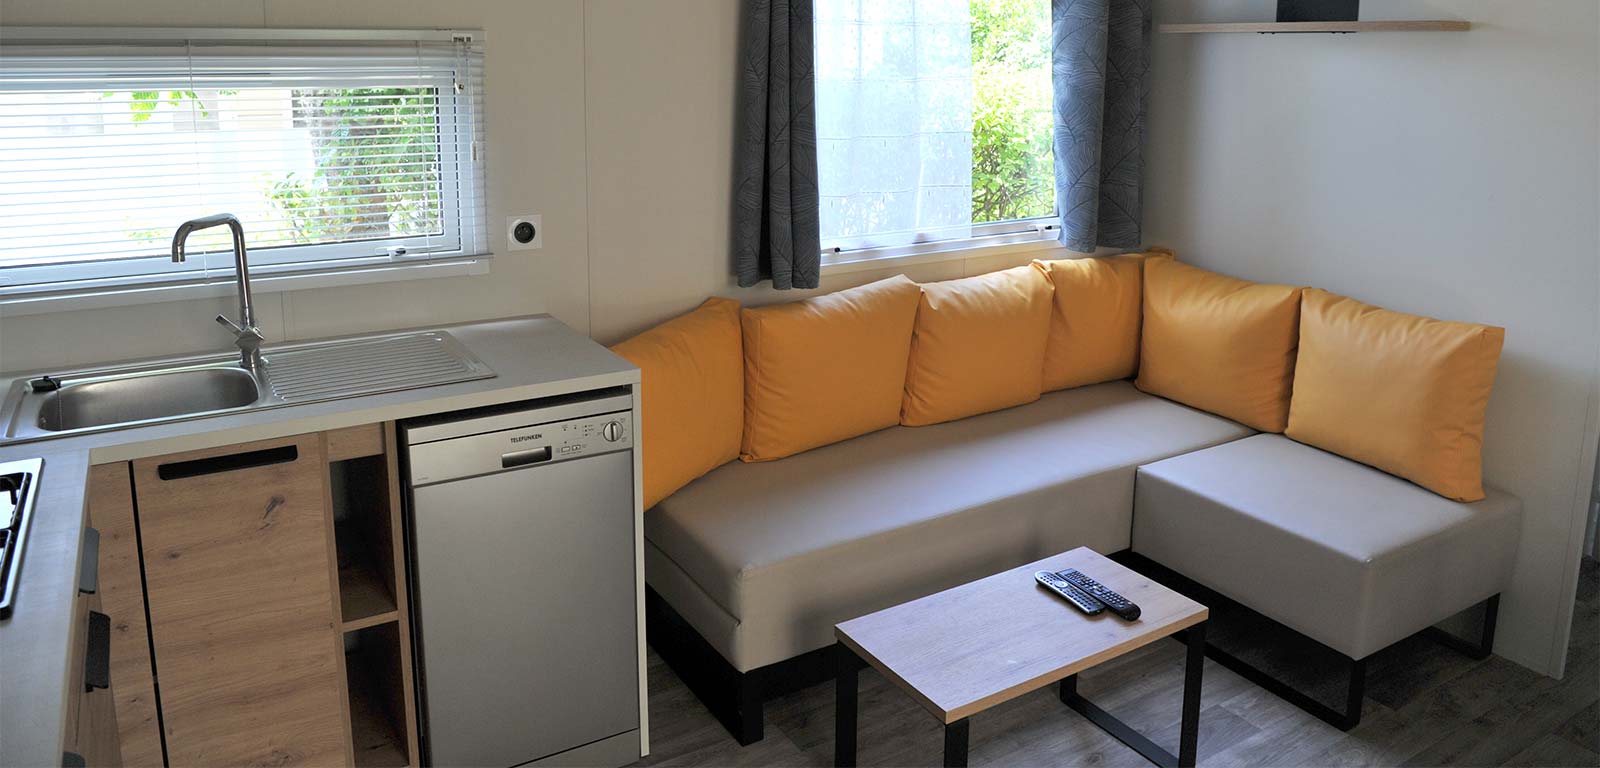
[0,29,488,300]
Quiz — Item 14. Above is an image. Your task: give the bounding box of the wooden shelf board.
[339,555,399,626]
[1160,20,1470,34]
[342,609,400,633]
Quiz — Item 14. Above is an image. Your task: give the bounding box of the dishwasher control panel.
[551,411,632,457]
[405,409,632,487]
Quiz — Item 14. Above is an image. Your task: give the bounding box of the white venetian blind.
[0,29,488,300]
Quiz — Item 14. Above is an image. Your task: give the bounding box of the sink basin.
[0,330,495,444]
[35,367,260,432]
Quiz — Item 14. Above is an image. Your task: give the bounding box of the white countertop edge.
[84,369,638,465]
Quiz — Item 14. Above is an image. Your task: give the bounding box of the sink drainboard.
[265,331,494,401]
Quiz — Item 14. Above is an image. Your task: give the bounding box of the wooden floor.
[635,559,1599,767]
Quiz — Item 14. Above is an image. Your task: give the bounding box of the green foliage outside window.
[113,87,444,247]
[269,88,444,244]
[971,0,1055,223]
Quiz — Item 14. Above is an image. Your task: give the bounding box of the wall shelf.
[1159,21,1471,34]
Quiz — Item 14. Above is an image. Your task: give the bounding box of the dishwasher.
[401,388,639,768]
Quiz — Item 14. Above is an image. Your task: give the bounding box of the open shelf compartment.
[345,623,413,768]
[331,453,400,629]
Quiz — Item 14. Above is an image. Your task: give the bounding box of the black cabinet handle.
[78,527,99,595]
[85,611,110,692]
[157,445,297,480]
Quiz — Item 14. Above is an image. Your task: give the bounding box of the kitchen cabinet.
[65,590,121,767]
[86,464,160,767]
[88,425,420,767]
[61,522,121,768]
[131,433,348,766]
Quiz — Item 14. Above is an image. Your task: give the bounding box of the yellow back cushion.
[741,275,922,461]
[1287,289,1504,502]
[902,266,1055,426]
[608,297,744,509]
[1136,260,1302,432]
[1034,250,1173,392]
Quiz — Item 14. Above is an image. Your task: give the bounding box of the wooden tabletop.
[835,547,1207,724]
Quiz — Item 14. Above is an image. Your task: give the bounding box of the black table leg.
[835,644,858,767]
[944,718,969,768]
[1179,621,1206,768]
[1059,624,1207,768]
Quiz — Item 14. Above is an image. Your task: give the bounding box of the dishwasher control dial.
[601,421,624,442]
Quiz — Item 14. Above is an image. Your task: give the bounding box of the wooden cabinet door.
[133,434,348,766]
[70,590,124,768]
[87,463,163,767]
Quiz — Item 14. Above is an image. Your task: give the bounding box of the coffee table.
[833,547,1208,767]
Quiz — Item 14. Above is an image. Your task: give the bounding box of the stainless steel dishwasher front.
[401,390,639,768]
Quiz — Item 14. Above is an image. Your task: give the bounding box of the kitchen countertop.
[0,315,639,768]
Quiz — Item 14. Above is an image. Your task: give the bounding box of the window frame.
[0,26,490,310]
[820,216,1061,271]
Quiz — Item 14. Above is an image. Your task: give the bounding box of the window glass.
[815,0,1053,252]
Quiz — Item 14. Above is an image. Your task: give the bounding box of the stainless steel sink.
[35,366,260,432]
[0,330,495,443]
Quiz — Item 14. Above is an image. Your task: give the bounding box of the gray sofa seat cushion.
[1133,433,1521,660]
[645,381,1253,671]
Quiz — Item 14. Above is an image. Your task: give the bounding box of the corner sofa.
[612,253,1520,743]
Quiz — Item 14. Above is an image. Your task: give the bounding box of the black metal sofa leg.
[1184,593,1502,732]
[1201,639,1368,731]
[1422,594,1501,660]
[735,673,765,746]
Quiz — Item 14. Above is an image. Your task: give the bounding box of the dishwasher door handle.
[501,446,552,469]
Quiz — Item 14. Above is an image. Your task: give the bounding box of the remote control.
[1034,571,1105,615]
[1057,569,1141,621]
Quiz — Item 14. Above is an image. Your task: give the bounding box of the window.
[0,29,487,302]
[814,0,1055,257]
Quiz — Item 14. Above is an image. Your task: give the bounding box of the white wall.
[2,0,1595,677]
[1145,0,1600,676]
[1587,443,1599,559]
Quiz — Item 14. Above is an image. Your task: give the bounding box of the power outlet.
[506,215,543,251]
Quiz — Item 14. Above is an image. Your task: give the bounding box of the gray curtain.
[1052,0,1152,253]
[734,0,821,290]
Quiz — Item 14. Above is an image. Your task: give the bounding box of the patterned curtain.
[1052,0,1151,253]
[734,0,822,290]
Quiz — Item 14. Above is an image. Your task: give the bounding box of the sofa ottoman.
[1131,433,1520,727]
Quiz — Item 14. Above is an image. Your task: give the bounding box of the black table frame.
[835,621,1207,768]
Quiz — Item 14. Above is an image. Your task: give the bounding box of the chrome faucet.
[171,214,264,372]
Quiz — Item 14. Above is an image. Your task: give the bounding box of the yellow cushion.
[741,275,922,462]
[1034,249,1174,392]
[1136,260,1302,432]
[902,265,1055,426]
[608,297,744,510]
[1287,289,1504,502]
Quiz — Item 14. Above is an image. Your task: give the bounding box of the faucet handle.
[215,314,263,340]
